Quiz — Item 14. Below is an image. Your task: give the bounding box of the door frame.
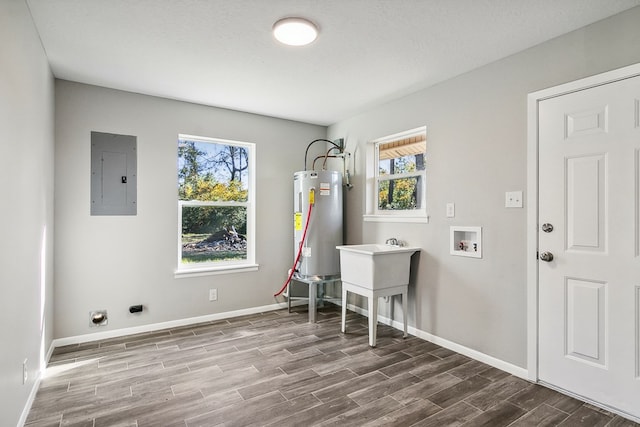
[526,62,640,382]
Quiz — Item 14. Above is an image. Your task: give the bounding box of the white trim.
[526,62,640,383]
[49,298,528,380]
[18,343,55,427]
[366,126,428,221]
[368,126,427,145]
[51,302,291,347]
[179,200,248,207]
[178,133,255,150]
[174,263,259,278]
[45,342,55,364]
[17,374,41,427]
[345,303,528,379]
[410,325,528,379]
[376,171,424,181]
[529,63,640,102]
[526,87,540,382]
[176,135,256,273]
[363,214,429,223]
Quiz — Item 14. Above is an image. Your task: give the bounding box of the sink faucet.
[385,238,399,246]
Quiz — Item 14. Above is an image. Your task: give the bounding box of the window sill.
[175,263,259,279]
[363,214,429,224]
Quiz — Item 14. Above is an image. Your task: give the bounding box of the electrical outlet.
[209,288,218,301]
[23,359,28,385]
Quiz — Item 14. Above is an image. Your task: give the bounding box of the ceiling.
[26,0,640,126]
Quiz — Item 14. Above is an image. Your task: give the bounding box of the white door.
[538,74,640,419]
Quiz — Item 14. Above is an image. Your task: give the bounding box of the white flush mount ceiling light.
[273,17,318,46]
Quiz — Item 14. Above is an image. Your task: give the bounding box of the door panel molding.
[564,277,608,367]
[565,106,608,139]
[565,154,607,252]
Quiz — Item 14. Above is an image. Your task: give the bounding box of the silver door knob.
[540,251,554,262]
[541,223,554,233]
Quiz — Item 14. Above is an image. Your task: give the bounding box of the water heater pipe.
[303,139,342,170]
[312,154,338,171]
[274,190,315,297]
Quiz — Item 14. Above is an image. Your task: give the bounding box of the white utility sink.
[336,244,420,290]
[337,243,420,346]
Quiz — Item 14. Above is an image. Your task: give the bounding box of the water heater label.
[320,182,330,196]
[294,212,302,231]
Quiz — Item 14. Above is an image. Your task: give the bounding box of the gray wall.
[328,6,640,368]
[54,81,326,339]
[4,8,640,425]
[0,1,55,425]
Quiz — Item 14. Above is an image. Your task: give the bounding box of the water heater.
[293,170,342,279]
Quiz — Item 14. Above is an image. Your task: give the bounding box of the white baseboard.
[50,300,527,381]
[51,301,292,347]
[17,374,40,427]
[24,304,293,425]
[26,301,638,424]
[17,340,56,427]
[45,342,55,364]
[346,303,529,380]
[45,300,640,423]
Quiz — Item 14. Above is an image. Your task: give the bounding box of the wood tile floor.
[26,305,638,427]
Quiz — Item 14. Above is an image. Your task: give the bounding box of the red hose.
[274,202,314,297]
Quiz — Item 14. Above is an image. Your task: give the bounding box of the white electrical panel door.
[91,131,137,215]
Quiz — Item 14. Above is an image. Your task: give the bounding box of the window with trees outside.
[177,134,256,274]
[366,127,427,222]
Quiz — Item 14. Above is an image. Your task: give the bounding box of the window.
[176,134,256,275]
[365,127,427,222]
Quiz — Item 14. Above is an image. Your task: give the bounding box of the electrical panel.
[91,131,137,215]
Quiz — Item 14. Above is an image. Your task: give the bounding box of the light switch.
[505,191,523,208]
[446,203,455,218]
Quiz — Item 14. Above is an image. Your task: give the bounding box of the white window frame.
[364,126,428,223]
[175,134,257,278]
